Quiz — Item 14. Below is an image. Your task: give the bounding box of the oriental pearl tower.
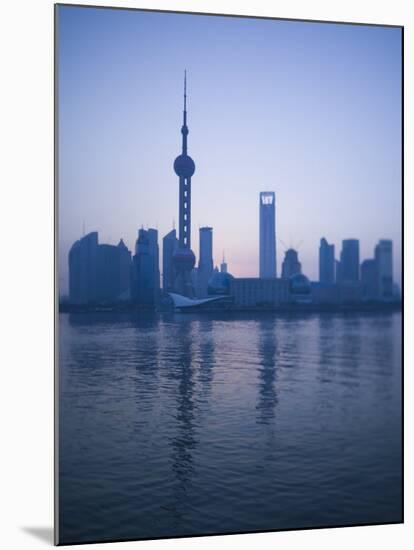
[172,72,196,297]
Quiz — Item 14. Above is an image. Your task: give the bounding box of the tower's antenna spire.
[181,70,189,154]
[184,69,187,113]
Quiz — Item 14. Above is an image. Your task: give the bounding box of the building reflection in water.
[165,318,198,524]
[130,313,160,421]
[256,317,279,425]
[196,319,215,402]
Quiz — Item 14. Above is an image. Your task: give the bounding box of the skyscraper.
[162,229,178,291]
[220,252,228,274]
[172,72,196,297]
[319,237,335,284]
[69,232,131,304]
[375,239,393,300]
[148,228,160,293]
[259,191,276,278]
[281,248,302,279]
[132,228,160,305]
[361,259,379,301]
[339,239,360,283]
[197,226,214,297]
[117,239,132,300]
[68,231,98,304]
[96,241,132,303]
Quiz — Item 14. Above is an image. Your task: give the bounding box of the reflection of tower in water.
[256,318,279,425]
[196,319,215,399]
[169,320,197,505]
[167,318,216,517]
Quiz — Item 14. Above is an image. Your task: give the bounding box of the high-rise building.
[197,226,214,297]
[319,237,335,284]
[96,241,132,303]
[339,239,360,282]
[335,259,341,284]
[259,191,276,278]
[132,228,160,305]
[162,229,178,291]
[69,231,99,304]
[148,228,160,293]
[69,232,131,304]
[281,248,301,279]
[220,252,228,274]
[172,72,196,297]
[375,239,393,300]
[361,259,379,301]
[117,239,132,300]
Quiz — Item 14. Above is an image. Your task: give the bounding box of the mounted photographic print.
[55,3,403,545]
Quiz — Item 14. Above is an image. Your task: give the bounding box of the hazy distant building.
[361,259,379,301]
[289,273,312,304]
[197,226,214,297]
[148,228,160,292]
[220,253,228,274]
[375,239,393,300]
[281,249,301,279]
[162,229,178,291]
[132,228,160,305]
[117,239,132,299]
[69,231,99,304]
[338,282,363,304]
[393,283,401,301]
[311,282,340,305]
[230,278,289,307]
[335,259,341,283]
[208,270,234,296]
[339,239,360,282]
[319,237,335,284]
[69,232,131,304]
[96,240,132,303]
[259,192,276,278]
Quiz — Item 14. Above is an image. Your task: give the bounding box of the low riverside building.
[311,282,339,305]
[311,281,363,305]
[338,281,363,304]
[230,277,289,308]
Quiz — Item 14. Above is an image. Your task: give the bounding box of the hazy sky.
[58,5,402,293]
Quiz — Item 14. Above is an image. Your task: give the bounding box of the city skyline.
[58,6,402,294]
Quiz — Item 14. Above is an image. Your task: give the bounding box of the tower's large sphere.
[173,247,196,271]
[174,154,195,178]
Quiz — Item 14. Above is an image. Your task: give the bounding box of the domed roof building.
[289,273,312,304]
[207,270,234,296]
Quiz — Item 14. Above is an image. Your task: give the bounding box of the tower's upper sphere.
[174,154,195,178]
[172,247,196,271]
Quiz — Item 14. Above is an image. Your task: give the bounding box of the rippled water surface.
[58,311,402,544]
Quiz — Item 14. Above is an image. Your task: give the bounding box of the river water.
[58,311,402,544]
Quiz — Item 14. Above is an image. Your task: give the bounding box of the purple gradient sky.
[57,6,402,293]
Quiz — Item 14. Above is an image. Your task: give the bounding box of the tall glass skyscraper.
[197,226,214,297]
[375,239,393,299]
[319,237,335,284]
[259,191,276,278]
[339,239,360,283]
[162,229,178,292]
